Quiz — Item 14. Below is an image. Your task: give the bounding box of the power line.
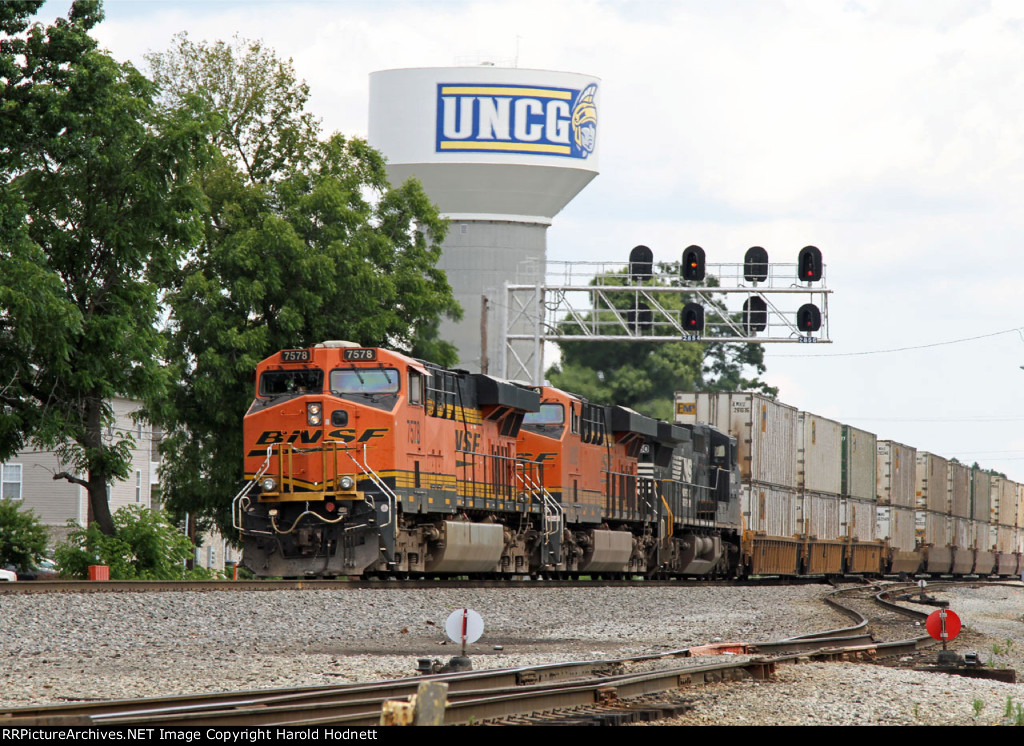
[766,326,1022,357]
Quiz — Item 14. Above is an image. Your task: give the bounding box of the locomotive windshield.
[524,403,564,425]
[259,369,324,398]
[522,403,565,437]
[330,367,400,395]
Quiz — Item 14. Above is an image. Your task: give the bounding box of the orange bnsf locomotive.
[233,341,742,578]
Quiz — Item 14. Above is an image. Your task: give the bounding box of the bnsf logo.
[436,83,597,159]
[250,428,389,450]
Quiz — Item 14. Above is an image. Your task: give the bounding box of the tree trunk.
[85,395,116,536]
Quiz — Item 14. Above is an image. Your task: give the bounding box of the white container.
[915,510,949,546]
[915,453,949,512]
[952,516,974,549]
[676,392,799,488]
[841,425,877,501]
[876,505,916,552]
[798,413,842,496]
[990,477,1017,527]
[877,441,916,508]
[971,469,991,522]
[997,525,1015,553]
[975,519,993,552]
[948,462,971,519]
[841,496,877,542]
[798,492,842,540]
[742,483,798,537]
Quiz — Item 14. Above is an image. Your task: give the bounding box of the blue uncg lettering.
[437,85,575,154]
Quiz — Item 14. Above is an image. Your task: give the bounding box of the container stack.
[797,412,844,573]
[876,440,920,573]
[841,425,881,573]
[915,453,951,573]
[971,469,995,574]
[948,461,974,574]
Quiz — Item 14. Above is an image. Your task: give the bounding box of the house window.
[135,470,142,503]
[1,464,22,501]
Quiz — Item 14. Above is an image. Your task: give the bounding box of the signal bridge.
[499,246,831,384]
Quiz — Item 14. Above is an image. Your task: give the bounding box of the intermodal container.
[876,504,916,552]
[915,453,949,512]
[799,491,842,540]
[948,462,971,519]
[742,483,798,537]
[971,469,991,523]
[841,496,877,541]
[876,441,916,508]
[841,425,877,501]
[675,392,799,488]
[798,412,842,496]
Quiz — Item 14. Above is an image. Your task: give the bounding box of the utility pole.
[480,295,489,375]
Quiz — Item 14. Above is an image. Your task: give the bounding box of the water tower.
[368,66,600,378]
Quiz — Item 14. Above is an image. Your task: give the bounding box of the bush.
[0,499,50,572]
[54,505,214,580]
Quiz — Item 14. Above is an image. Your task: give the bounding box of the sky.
[29,0,1024,481]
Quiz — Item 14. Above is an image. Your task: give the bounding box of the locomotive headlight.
[307,402,322,426]
[339,475,356,491]
[261,477,277,492]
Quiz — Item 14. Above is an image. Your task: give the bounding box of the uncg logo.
[436,83,598,159]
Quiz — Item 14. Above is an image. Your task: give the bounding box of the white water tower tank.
[369,66,601,377]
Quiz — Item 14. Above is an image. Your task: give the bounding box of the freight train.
[233,341,1024,579]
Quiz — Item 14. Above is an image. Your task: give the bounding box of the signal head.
[681,245,706,282]
[797,246,822,282]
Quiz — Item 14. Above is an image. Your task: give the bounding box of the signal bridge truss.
[500,259,831,384]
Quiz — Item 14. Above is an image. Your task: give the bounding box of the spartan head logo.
[571,84,598,158]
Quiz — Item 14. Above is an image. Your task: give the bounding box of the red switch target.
[926,609,961,641]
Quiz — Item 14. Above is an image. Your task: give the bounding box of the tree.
[547,263,776,420]
[0,1,209,534]
[53,505,212,580]
[0,499,49,571]
[146,35,460,534]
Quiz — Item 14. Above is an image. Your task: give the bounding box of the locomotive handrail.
[515,463,563,541]
[343,445,397,533]
[232,445,276,535]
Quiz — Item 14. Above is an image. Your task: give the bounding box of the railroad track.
[0,574,1007,595]
[0,583,939,727]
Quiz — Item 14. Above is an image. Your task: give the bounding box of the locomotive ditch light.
[339,475,356,491]
[261,477,277,492]
[681,245,706,282]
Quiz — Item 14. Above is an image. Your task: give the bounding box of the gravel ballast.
[1,582,1022,725]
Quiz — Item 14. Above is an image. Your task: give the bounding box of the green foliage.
[53,506,211,580]
[0,1,210,535]
[146,35,460,535]
[548,264,777,418]
[0,499,49,571]
[973,697,985,718]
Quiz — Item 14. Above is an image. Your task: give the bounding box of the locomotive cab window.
[259,369,324,398]
[522,403,565,437]
[330,367,400,410]
[408,371,423,406]
[330,368,399,395]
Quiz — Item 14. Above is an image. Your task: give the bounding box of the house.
[1,396,236,572]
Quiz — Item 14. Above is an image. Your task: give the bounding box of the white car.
[0,568,17,582]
